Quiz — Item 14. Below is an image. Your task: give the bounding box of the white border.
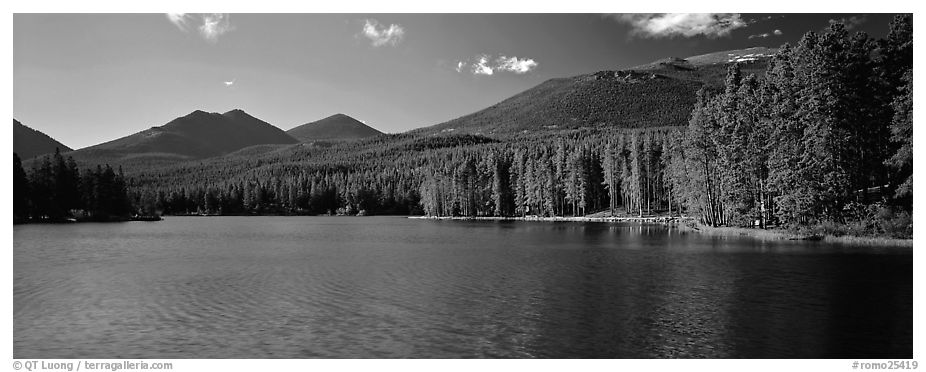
[4,2,922,371]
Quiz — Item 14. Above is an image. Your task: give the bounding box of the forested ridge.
[13,16,913,238]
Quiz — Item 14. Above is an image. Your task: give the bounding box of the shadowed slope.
[13,119,72,160]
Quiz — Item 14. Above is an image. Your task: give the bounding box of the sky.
[13,13,902,149]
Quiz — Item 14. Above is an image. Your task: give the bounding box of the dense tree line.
[125,128,679,220]
[13,149,133,222]
[415,131,680,218]
[668,16,912,235]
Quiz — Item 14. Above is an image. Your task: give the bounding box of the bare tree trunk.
[667,188,672,217]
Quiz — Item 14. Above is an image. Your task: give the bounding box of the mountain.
[14,119,72,160]
[120,46,782,198]
[684,46,777,66]
[69,109,298,168]
[417,47,774,137]
[287,114,383,142]
[57,47,774,174]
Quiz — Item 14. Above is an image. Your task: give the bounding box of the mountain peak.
[223,108,249,117]
[79,109,298,161]
[287,113,382,142]
[222,109,257,122]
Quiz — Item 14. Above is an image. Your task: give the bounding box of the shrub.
[806,220,849,237]
[879,208,912,239]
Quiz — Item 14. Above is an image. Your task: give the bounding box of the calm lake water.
[14,216,912,358]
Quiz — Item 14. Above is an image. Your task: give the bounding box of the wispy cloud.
[166,13,187,30]
[829,15,867,30]
[611,13,747,39]
[472,55,494,75]
[455,54,538,76]
[496,56,539,74]
[165,13,234,43]
[748,29,783,39]
[361,19,405,47]
[200,14,233,43]
[747,14,786,24]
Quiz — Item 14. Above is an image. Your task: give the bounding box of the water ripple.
[14,217,913,358]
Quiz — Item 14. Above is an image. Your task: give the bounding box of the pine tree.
[886,69,912,199]
[14,153,30,220]
[601,139,617,216]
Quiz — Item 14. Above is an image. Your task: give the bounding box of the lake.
[13,216,912,358]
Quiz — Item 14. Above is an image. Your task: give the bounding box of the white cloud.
[361,19,405,47]
[165,13,234,43]
[748,29,784,39]
[455,54,539,76]
[200,14,233,43]
[472,55,494,75]
[613,13,747,39]
[495,56,538,74]
[166,13,188,31]
[224,79,235,87]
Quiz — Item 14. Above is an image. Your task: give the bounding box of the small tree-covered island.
[14,150,134,222]
[13,16,912,242]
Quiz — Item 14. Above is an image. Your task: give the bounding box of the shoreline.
[17,214,910,248]
[410,215,913,248]
[407,215,680,223]
[674,221,913,248]
[14,215,162,224]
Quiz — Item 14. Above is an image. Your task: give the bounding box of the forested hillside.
[14,16,913,238]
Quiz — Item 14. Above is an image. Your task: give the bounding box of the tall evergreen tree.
[887,69,913,200]
[14,153,30,220]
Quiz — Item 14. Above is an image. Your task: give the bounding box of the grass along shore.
[408,215,679,223]
[410,214,912,248]
[674,221,912,247]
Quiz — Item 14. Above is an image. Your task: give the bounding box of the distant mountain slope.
[287,114,383,141]
[116,46,782,196]
[419,70,702,136]
[632,47,775,84]
[13,119,72,160]
[418,47,773,137]
[684,46,777,66]
[67,109,298,168]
